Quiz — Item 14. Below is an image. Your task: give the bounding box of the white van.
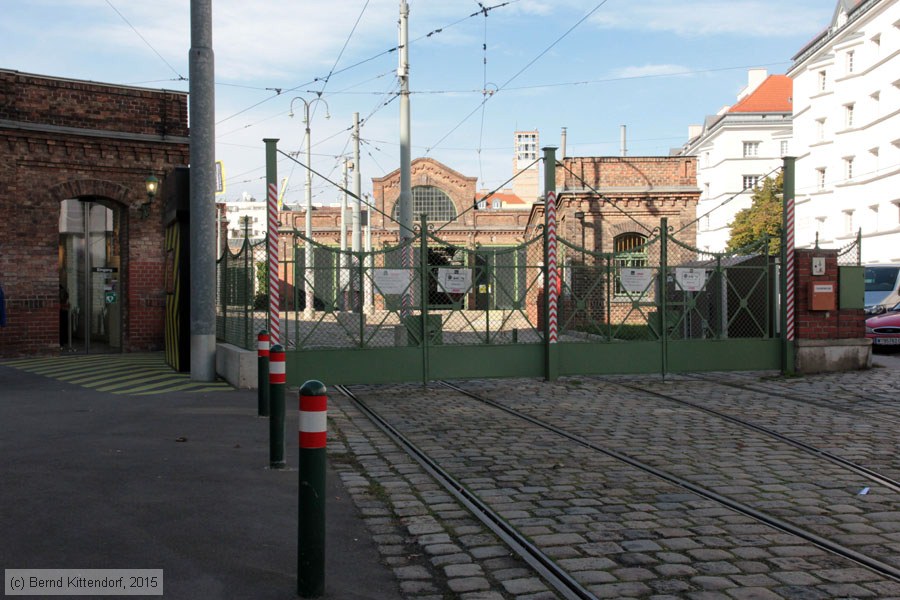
[864,264,900,315]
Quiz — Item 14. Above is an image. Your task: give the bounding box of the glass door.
[59,199,123,353]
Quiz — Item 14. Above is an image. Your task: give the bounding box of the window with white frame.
[816,168,826,191]
[846,50,855,74]
[869,146,879,172]
[742,175,759,190]
[780,140,789,156]
[844,156,854,180]
[818,70,827,92]
[742,141,760,157]
[869,204,879,230]
[873,33,881,55]
[815,217,826,239]
[843,209,855,234]
[816,118,826,141]
[845,103,855,128]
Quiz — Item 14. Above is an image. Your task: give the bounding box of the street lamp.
[290,96,330,317]
[141,174,159,219]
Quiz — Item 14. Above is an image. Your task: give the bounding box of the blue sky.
[2,0,831,205]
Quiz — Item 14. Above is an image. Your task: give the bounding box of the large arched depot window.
[391,185,457,223]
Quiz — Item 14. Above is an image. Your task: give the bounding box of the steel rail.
[437,380,900,583]
[686,372,900,426]
[333,384,596,600]
[614,380,900,495]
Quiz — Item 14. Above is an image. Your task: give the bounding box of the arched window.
[614,232,649,296]
[392,185,457,223]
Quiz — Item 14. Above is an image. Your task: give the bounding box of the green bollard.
[268,344,286,469]
[297,379,327,598]
[257,330,270,417]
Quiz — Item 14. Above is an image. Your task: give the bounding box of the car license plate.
[874,338,900,345]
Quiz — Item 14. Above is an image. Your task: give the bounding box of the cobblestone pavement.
[325,365,900,599]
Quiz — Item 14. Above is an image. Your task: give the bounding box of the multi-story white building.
[222,192,267,249]
[788,0,900,263]
[678,69,792,251]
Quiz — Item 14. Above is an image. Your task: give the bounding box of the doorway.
[58,199,123,353]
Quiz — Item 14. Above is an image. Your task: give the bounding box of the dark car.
[866,301,900,350]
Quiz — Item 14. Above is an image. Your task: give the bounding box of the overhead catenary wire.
[425,0,611,156]
[105,0,186,81]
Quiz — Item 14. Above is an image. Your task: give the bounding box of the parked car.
[866,301,900,350]
[864,264,900,315]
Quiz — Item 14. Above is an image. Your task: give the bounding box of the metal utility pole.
[352,112,362,254]
[398,0,412,244]
[290,96,329,318]
[189,0,216,381]
[341,159,349,310]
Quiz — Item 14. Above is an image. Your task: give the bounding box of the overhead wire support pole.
[398,0,413,318]
[189,0,217,381]
[352,112,362,313]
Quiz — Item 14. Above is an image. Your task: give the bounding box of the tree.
[726,172,783,255]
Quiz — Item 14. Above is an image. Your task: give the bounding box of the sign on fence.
[373,269,412,295]
[437,268,472,294]
[675,268,707,292]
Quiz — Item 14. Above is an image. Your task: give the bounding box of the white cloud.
[589,0,823,37]
[611,64,694,79]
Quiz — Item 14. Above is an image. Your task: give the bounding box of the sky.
[2,0,834,207]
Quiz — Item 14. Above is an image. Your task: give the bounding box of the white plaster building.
[222,192,267,248]
[678,69,792,251]
[788,0,900,263]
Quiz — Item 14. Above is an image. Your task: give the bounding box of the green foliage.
[254,261,268,309]
[726,173,783,255]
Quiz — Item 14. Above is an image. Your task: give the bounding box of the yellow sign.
[215,161,226,194]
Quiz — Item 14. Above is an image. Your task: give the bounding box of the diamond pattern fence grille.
[216,219,779,353]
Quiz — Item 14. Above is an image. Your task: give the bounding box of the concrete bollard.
[268,344,286,469]
[297,379,327,597]
[257,330,270,417]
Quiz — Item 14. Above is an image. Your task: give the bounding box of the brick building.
[0,70,189,357]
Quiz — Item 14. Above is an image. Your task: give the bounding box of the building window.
[845,103,854,127]
[491,199,501,209]
[780,140,789,156]
[742,175,759,190]
[843,209,855,234]
[515,132,538,162]
[816,118,826,142]
[392,185,458,222]
[818,70,827,92]
[742,141,760,157]
[817,168,826,191]
[703,182,710,198]
[873,33,882,54]
[870,204,879,231]
[845,157,854,180]
[614,233,648,296]
[846,50,855,74]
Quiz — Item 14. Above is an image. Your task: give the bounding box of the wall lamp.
[141,174,159,219]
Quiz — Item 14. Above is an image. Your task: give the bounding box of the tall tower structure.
[512,130,540,203]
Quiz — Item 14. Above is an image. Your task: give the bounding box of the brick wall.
[793,248,865,339]
[0,71,189,357]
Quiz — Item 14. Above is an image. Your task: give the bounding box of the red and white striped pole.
[267,181,281,347]
[785,195,795,342]
[268,344,286,469]
[546,191,559,344]
[297,380,327,597]
[257,330,270,417]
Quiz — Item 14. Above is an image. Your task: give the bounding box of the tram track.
[334,383,594,600]
[334,379,900,597]
[436,380,900,584]
[685,372,900,426]
[611,379,900,495]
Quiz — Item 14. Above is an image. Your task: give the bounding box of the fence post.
[542,145,559,381]
[268,344,286,469]
[297,379,327,598]
[257,330,270,417]
[419,214,429,385]
[659,218,669,378]
[781,156,796,375]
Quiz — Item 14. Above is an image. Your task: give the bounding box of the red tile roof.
[479,191,526,205]
[728,75,792,113]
